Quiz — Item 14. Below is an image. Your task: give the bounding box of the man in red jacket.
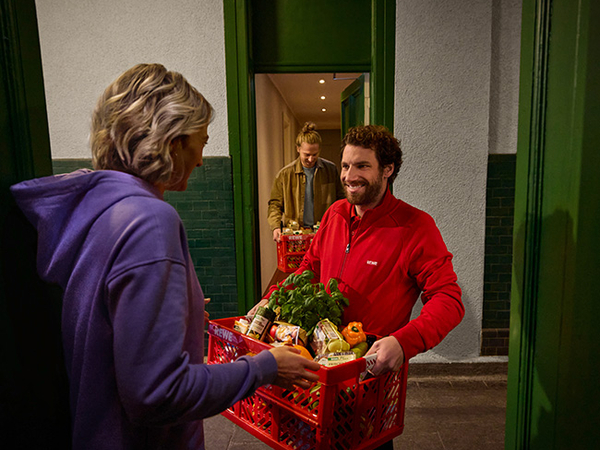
[258,125,464,378]
[303,124,465,376]
[255,124,464,450]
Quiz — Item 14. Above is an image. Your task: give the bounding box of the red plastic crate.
[207,317,408,450]
[277,234,315,273]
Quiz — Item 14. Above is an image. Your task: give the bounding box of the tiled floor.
[204,362,508,449]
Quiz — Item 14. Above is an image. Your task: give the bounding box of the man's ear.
[382,163,394,179]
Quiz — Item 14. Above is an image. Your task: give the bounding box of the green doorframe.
[506,0,600,448]
[223,0,257,314]
[224,0,396,312]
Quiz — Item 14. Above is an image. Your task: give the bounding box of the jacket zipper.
[338,217,354,278]
[339,242,350,278]
[339,208,369,278]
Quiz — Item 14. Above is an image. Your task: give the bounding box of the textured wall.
[35,0,229,158]
[395,0,491,361]
[489,0,522,155]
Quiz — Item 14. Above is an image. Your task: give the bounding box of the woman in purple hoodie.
[11,63,319,450]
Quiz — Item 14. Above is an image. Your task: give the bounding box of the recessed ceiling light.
[320,96,326,100]
[321,108,327,112]
[319,79,325,84]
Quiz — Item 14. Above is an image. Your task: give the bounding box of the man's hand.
[269,346,321,390]
[204,297,211,324]
[247,298,268,318]
[273,229,282,242]
[366,336,405,376]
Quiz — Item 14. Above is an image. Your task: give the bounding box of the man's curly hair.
[340,125,403,185]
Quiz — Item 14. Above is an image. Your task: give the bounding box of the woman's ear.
[170,138,183,157]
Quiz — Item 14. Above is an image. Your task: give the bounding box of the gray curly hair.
[91,63,213,184]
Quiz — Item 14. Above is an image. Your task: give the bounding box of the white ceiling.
[267,72,363,130]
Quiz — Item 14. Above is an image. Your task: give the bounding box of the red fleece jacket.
[268,189,464,361]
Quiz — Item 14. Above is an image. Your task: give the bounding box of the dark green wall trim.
[224,0,396,313]
[223,0,261,313]
[506,0,551,446]
[251,0,372,73]
[370,0,396,129]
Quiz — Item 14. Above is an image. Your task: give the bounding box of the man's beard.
[344,174,384,206]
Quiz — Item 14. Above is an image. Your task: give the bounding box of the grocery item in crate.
[246,306,276,340]
[341,321,367,346]
[267,271,349,336]
[267,321,308,346]
[233,318,250,334]
[350,341,369,358]
[310,318,350,355]
[315,350,356,367]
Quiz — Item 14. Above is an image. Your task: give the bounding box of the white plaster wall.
[489,0,522,154]
[35,0,228,159]
[394,0,491,361]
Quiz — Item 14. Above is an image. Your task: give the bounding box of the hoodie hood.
[10,169,163,287]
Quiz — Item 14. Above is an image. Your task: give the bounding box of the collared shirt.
[303,166,316,227]
[349,204,361,240]
[268,157,345,230]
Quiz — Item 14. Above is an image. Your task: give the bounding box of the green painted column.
[506,0,600,448]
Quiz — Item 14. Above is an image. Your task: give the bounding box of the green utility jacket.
[268,157,344,231]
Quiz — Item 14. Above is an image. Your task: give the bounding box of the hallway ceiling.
[267,72,363,130]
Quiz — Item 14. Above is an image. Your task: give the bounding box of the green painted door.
[341,74,366,136]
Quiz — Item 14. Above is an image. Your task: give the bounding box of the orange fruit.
[294,344,313,360]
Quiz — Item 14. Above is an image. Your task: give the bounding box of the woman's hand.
[269,346,320,390]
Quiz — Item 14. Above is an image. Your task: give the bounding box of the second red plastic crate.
[276,234,315,272]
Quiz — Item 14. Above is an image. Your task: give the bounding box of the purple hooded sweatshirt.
[10,169,277,450]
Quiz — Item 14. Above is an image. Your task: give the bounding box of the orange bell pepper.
[341,321,366,347]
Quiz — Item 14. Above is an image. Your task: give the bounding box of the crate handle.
[208,322,250,353]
